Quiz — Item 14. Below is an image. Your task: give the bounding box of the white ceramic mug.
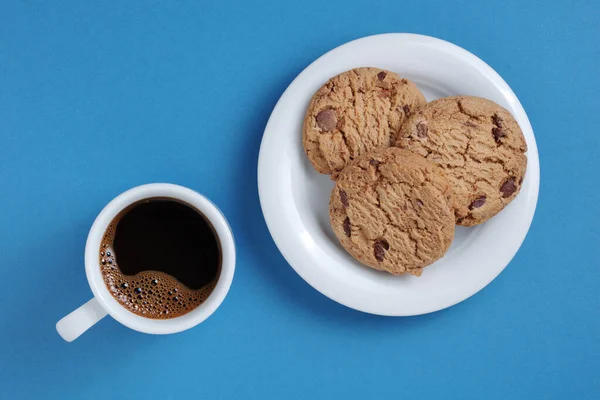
[56,183,236,342]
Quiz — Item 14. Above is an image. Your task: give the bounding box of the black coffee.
[100,198,221,319]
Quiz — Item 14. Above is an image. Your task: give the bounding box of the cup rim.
[84,183,235,335]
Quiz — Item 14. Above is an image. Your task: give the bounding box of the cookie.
[329,147,455,276]
[303,67,426,177]
[396,96,527,226]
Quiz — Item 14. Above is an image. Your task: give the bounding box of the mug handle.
[56,298,108,342]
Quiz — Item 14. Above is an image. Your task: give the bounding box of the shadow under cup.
[98,197,223,320]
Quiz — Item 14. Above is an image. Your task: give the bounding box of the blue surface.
[1,1,598,398]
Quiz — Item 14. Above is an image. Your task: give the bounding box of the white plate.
[257,33,540,316]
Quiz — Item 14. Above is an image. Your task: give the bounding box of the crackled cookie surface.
[303,67,426,177]
[396,96,527,226]
[329,148,455,276]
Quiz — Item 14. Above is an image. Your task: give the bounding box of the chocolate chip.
[519,176,524,185]
[469,196,486,209]
[492,114,504,127]
[379,88,391,98]
[402,105,411,116]
[416,199,424,207]
[374,245,385,262]
[339,189,349,208]
[373,240,389,262]
[491,114,506,143]
[492,127,506,143]
[416,122,428,138]
[315,109,337,132]
[500,178,517,198]
[369,159,380,167]
[343,217,351,237]
[377,71,387,81]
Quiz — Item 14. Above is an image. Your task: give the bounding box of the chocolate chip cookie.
[329,147,455,276]
[303,67,426,177]
[396,96,527,226]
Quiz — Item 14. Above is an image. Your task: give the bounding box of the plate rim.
[257,33,540,316]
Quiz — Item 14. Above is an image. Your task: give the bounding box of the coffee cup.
[56,183,235,342]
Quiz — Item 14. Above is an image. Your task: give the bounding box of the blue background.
[1,1,598,398]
